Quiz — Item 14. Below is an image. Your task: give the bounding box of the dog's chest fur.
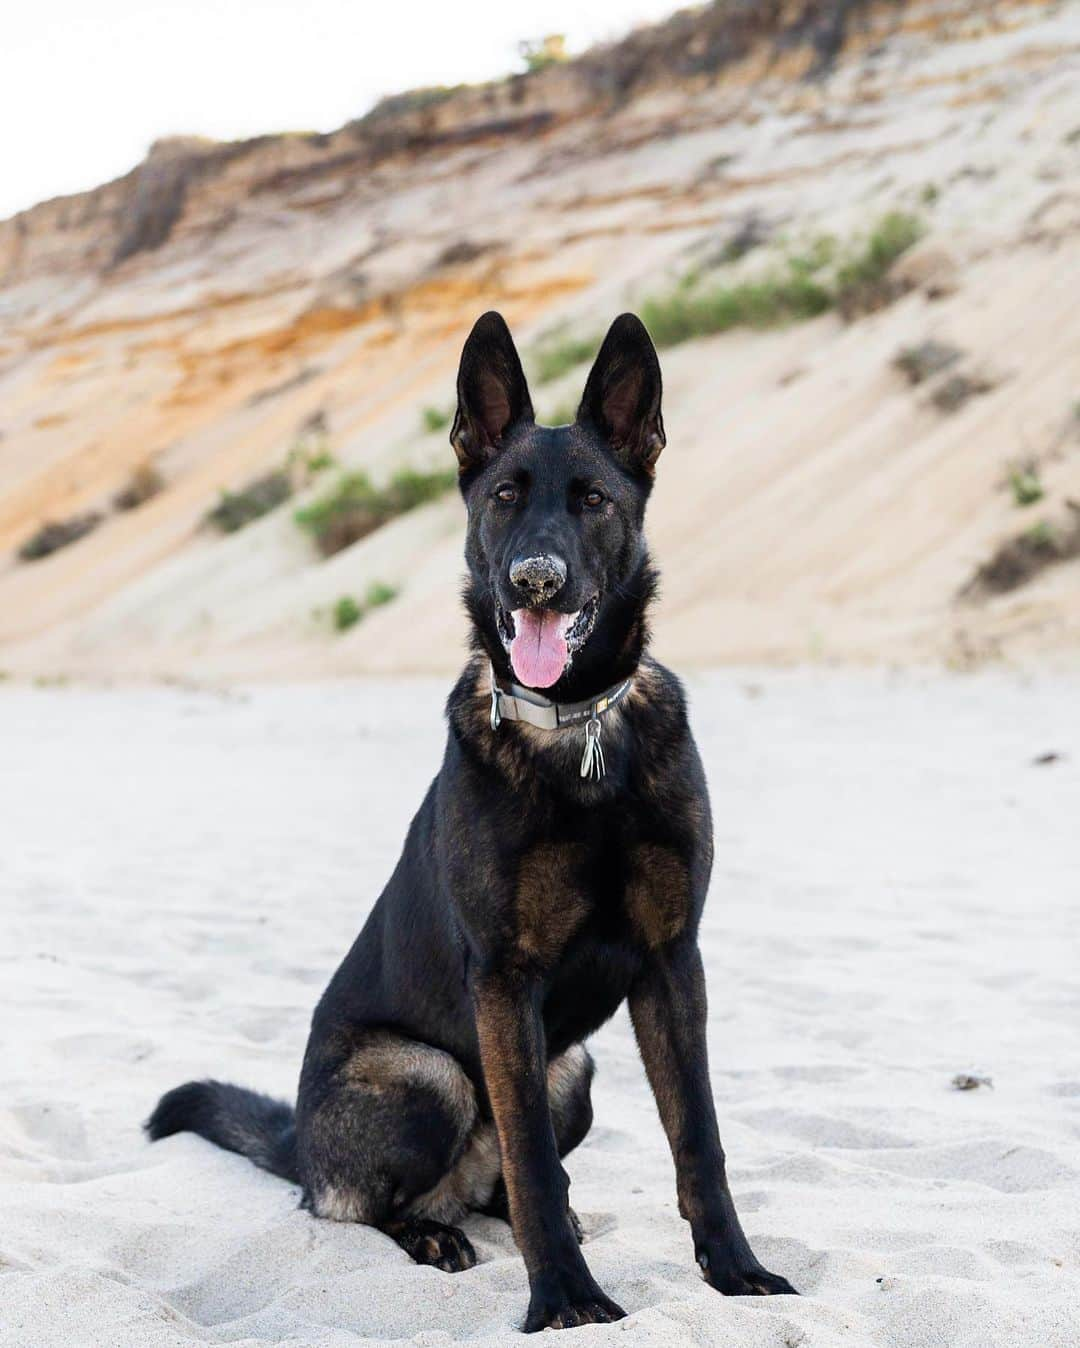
[446,655,710,1049]
[507,812,696,1052]
[514,835,691,963]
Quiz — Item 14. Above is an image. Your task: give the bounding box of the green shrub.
[1008,467,1043,508]
[295,472,380,552]
[1024,519,1056,549]
[931,369,996,414]
[18,513,103,561]
[637,212,924,349]
[962,509,1080,599]
[207,424,336,537]
[295,466,456,556]
[640,269,831,347]
[519,34,568,73]
[333,595,362,630]
[301,448,336,474]
[386,466,458,512]
[894,339,963,385]
[833,211,924,311]
[329,582,399,633]
[364,580,398,609]
[206,470,292,533]
[287,413,335,476]
[421,405,452,432]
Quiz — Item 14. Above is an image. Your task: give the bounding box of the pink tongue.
[510,609,571,688]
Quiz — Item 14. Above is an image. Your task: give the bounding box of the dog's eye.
[583,488,605,509]
[494,484,518,505]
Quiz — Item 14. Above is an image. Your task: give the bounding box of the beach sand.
[1,671,1078,1346]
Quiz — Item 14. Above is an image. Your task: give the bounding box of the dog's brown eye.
[494,484,518,504]
[583,489,605,509]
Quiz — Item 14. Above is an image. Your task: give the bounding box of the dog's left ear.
[451,311,534,471]
[577,313,665,474]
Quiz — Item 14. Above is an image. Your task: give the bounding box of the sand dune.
[2,672,1077,1345]
[2,1,1079,677]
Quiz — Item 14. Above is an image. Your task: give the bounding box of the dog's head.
[452,311,664,694]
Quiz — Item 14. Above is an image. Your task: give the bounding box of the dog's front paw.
[696,1239,798,1297]
[524,1294,625,1332]
[524,1267,625,1332]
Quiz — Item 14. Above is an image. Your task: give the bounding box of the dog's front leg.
[629,938,797,1297]
[472,969,625,1332]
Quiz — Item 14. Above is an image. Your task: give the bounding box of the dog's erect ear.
[577,313,665,474]
[450,311,534,470]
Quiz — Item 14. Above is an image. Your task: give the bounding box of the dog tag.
[580,717,605,780]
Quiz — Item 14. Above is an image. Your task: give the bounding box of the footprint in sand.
[236,1009,303,1044]
[4,1101,89,1161]
[851,1139,1077,1193]
[49,1031,156,1064]
[736,1106,912,1150]
[772,1064,865,1085]
[889,1243,994,1281]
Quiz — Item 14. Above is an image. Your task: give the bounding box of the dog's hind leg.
[298,1029,480,1271]
[547,1044,595,1160]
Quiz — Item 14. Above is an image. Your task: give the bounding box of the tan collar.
[488,664,633,731]
[488,664,634,779]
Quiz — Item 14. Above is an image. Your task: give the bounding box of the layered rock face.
[1,0,1078,677]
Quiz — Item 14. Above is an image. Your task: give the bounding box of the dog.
[147,312,797,1331]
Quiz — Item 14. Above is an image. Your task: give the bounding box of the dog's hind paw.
[385,1217,477,1272]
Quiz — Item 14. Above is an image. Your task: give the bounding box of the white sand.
[1,671,1078,1346]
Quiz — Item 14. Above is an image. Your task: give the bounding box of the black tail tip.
[145,1079,219,1142]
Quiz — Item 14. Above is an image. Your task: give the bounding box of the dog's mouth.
[496,594,600,689]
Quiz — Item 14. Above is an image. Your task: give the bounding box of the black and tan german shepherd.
[148,312,796,1330]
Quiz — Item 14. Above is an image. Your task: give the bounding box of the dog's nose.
[509,553,567,603]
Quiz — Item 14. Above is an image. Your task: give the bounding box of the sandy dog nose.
[509,553,567,603]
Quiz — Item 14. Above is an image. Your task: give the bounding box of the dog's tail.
[145,1080,299,1183]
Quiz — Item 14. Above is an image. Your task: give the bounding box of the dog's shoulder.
[625,657,706,798]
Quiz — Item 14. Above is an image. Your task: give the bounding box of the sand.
[1,670,1078,1346]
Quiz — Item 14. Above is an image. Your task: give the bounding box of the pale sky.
[1,0,681,221]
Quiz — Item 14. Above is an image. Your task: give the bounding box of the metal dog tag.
[580,717,605,780]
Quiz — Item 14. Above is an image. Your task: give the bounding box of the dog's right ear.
[450,312,534,471]
[577,313,665,475]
